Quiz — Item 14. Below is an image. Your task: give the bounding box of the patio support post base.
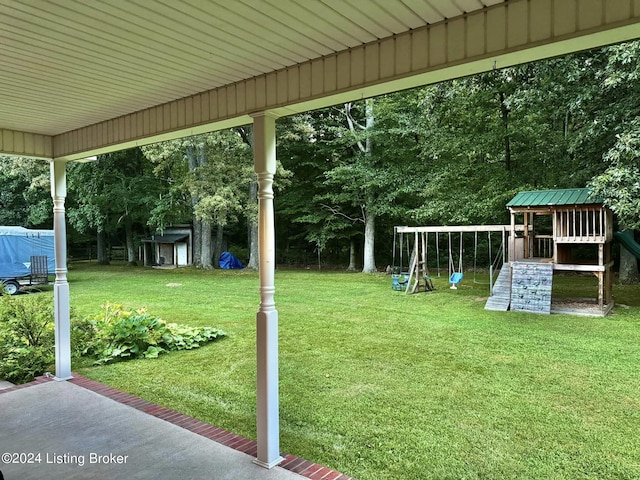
[254,309,284,469]
[253,454,284,470]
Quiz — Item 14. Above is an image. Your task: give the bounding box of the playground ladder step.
[484,296,511,311]
[484,267,511,311]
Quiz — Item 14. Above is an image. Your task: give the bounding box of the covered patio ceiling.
[2,0,640,160]
[3,0,504,137]
[2,0,640,471]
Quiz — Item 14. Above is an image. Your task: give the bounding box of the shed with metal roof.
[142,228,192,267]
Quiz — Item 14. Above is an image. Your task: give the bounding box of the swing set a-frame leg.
[405,243,418,294]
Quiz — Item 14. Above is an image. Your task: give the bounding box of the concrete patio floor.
[0,376,351,480]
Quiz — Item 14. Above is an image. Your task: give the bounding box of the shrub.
[227,246,249,264]
[0,297,226,383]
[83,303,226,365]
[0,294,55,384]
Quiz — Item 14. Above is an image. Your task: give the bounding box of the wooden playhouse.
[485,188,614,315]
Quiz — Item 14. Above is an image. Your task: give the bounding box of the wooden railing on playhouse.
[553,207,613,244]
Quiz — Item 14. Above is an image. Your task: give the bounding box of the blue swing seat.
[391,272,410,291]
[449,272,464,285]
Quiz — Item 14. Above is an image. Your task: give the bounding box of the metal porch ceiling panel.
[0,0,502,136]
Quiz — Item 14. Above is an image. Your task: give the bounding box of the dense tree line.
[1,41,638,278]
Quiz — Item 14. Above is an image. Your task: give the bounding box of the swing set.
[392,225,507,294]
[391,229,434,293]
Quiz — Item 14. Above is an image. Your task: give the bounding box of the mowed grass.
[69,262,640,480]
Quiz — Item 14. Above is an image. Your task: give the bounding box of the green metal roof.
[507,188,603,208]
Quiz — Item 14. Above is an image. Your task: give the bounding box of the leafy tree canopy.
[0,156,51,227]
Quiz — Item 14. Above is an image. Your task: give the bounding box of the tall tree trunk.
[347,238,357,271]
[198,145,213,268]
[124,217,137,266]
[186,144,202,267]
[619,245,639,284]
[192,219,202,267]
[213,223,224,268]
[248,221,259,270]
[344,99,377,273]
[238,126,259,271]
[364,98,374,155]
[96,230,110,265]
[247,180,259,270]
[361,99,377,273]
[200,221,213,269]
[362,211,377,273]
[499,91,512,171]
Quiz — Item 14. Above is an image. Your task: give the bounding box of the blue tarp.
[0,226,55,279]
[219,251,244,269]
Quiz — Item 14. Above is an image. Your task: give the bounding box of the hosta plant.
[83,302,226,365]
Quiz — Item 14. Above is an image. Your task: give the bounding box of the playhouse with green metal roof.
[497,187,614,315]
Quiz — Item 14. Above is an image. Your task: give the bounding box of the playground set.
[392,188,639,316]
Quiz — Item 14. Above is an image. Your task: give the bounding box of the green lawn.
[69,262,640,480]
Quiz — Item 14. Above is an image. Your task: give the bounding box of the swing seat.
[391,272,410,291]
[449,272,463,289]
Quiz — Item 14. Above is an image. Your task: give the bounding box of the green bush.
[0,294,55,384]
[0,297,226,383]
[83,303,226,365]
[227,246,249,265]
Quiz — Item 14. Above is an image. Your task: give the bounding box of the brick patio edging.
[56,373,354,480]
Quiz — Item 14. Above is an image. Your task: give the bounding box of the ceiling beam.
[0,129,53,159]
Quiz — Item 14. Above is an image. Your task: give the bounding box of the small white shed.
[142,228,192,267]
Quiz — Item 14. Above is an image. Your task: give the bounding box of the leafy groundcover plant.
[83,302,226,364]
[0,296,225,383]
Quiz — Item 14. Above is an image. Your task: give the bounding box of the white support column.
[251,112,283,469]
[50,160,72,380]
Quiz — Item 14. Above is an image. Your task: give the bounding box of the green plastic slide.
[614,230,640,259]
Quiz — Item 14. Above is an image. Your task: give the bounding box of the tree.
[0,156,51,227]
[67,148,163,265]
[345,99,377,272]
[574,41,640,284]
[235,126,259,270]
[278,95,430,271]
[276,112,357,268]
[589,122,640,284]
[143,131,255,269]
[590,121,640,231]
[586,43,640,230]
[186,133,254,268]
[409,47,634,226]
